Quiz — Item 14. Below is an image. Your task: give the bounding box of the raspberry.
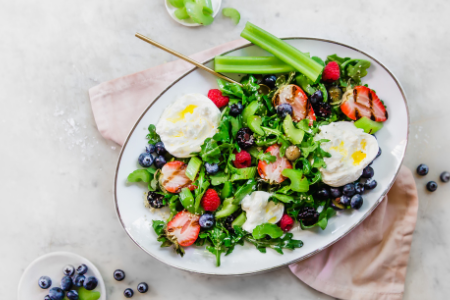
[279,214,294,232]
[322,61,340,82]
[201,189,221,211]
[233,150,252,168]
[207,89,229,108]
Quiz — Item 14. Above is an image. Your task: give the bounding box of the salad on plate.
[127,22,388,266]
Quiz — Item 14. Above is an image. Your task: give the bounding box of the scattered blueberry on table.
[38,276,52,289]
[137,282,149,293]
[44,295,52,300]
[440,171,450,183]
[83,276,98,290]
[426,181,438,192]
[416,164,429,176]
[63,265,75,276]
[138,152,153,167]
[76,264,88,275]
[113,269,126,281]
[124,288,134,298]
[60,275,73,291]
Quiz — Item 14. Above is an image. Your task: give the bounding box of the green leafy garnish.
[199,138,221,164]
[146,124,161,144]
[252,223,284,239]
[281,169,309,192]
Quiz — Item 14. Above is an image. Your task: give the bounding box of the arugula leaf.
[229,115,242,137]
[127,169,150,183]
[168,195,180,219]
[244,232,303,254]
[213,117,231,142]
[217,79,246,103]
[233,179,257,204]
[193,167,210,213]
[252,223,284,239]
[199,138,221,164]
[281,169,309,192]
[325,54,351,66]
[151,220,185,256]
[271,193,294,203]
[248,147,276,163]
[346,59,371,83]
[146,124,161,144]
[152,220,166,236]
[209,171,230,186]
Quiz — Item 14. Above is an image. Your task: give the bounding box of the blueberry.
[340,195,351,206]
[329,187,341,198]
[48,287,65,300]
[138,153,153,167]
[205,162,219,175]
[350,194,363,209]
[315,188,330,200]
[83,276,98,290]
[63,265,75,276]
[276,103,293,119]
[67,290,79,300]
[416,164,429,176]
[310,90,323,107]
[124,288,134,298]
[44,296,52,300]
[137,282,149,293]
[113,269,126,281]
[38,276,52,289]
[145,143,155,154]
[155,142,166,155]
[199,212,215,229]
[263,75,277,88]
[154,155,167,169]
[354,182,365,194]
[426,181,438,192]
[61,275,73,291]
[376,147,382,158]
[361,166,374,178]
[440,171,450,183]
[73,275,85,287]
[76,264,88,275]
[147,191,165,208]
[229,102,243,117]
[364,178,377,190]
[342,183,355,197]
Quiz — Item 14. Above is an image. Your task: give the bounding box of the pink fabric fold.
[88,39,419,300]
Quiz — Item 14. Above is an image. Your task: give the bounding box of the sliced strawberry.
[340,86,388,122]
[273,84,315,125]
[257,144,293,184]
[160,161,195,193]
[166,211,200,247]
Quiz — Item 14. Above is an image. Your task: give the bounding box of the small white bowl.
[165,0,222,27]
[18,252,106,300]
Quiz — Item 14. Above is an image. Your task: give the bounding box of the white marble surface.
[2,0,450,298]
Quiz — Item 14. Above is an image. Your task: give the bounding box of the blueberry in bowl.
[38,276,52,289]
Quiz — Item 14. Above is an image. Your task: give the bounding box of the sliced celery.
[215,198,239,219]
[174,7,189,20]
[281,169,309,192]
[169,0,185,8]
[232,212,246,227]
[185,1,214,25]
[199,0,213,14]
[230,167,257,181]
[185,156,202,181]
[247,115,265,136]
[127,169,150,183]
[240,22,323,82]
[295,74,316,95]
[221,181,233,198]
[222,7,240,24]
[210,172,229,186]
[214,56,295,74]
[242,101,259,126]
[179,187,195,213]
[283,114,305,144]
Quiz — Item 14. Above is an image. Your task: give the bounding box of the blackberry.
[297,207,319,226]
[315,101,332,118]
[147,192,164,208]
[236,127,255,149]
[224,215,236,233]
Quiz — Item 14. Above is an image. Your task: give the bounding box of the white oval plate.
[18,251,106,299]
[114,38,409,275]
[165,0,222,27]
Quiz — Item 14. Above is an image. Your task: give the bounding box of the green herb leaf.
[213,117,231,142]
[252,223,284,239]
[146,124,161,144]
[199,138,221,164]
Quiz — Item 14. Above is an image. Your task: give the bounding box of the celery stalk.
[214,56,295,74]
[240,22,323,82]
[230,167,257,182]
[185,156,202,181]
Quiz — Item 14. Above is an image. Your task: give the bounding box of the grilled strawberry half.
[340,86,388,122]
[166,211,200,247]
[273,84,316,125]
[257,144,293,184]
[160,161,195,193]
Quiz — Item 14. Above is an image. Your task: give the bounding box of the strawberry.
[201,189,221,211]
[207,89,229,108]
[166,211,200,247]
[273,84,315,125]
[160,161,196,193]
[340,86,388,122]
[322,61,340,82]
[279,214,294,232]
[257,144,292,183]
[233,150,252,168]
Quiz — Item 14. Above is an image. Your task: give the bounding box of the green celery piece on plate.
[169,0,185,8]
[78,287,101,300]
[222,8,240,24]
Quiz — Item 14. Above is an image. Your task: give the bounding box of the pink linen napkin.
[88,40,419,300]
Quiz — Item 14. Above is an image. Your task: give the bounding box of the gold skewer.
[135,33,242,86]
